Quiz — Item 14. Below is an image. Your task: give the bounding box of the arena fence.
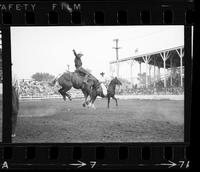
[116,94,184,100]
[19,94,84,100]
[19,94,184,101]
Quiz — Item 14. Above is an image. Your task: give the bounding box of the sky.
[11,26,184,80]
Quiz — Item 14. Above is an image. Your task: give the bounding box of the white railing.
[19,94,84,100]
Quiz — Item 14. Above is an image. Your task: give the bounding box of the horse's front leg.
[83,95,88,107]
[107,95,111,108]
[82,93,88,107]
[85,89,92,105]
[112,96,118,107]
[63,87,72,101]
[87,88,93,107]
[59,88,66,101]
[87,96,93,108]
[88,90,97,109]
[65,92,72,101]
[89,95,97,109]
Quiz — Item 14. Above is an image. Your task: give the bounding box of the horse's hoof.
[91,104,96,109]
[82,103,86,107]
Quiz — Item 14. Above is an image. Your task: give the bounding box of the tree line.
[31,72,55,82]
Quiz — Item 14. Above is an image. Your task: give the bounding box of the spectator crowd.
[18,78,184,98]
[117,85,184,95]
[18,79,83,98]
[18,80,59,97]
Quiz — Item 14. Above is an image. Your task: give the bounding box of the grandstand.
[110,45,184,95]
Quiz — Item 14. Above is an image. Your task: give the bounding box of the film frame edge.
[0,0,194,170]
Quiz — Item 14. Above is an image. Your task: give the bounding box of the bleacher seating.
[18,80,83,98]
[18,78,184,100]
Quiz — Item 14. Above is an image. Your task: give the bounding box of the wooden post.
[113,39,121,78]
[180,55,183,87]
[153,57,156,87]
[157,64,160,81]
[130,60,134,86]
[176,48,184,87]
[170,57,173,86]
[142,55,151,88]
[160,51,170,88]
[149,64,151,85]
[164,59,166,87]
[145,60,148,88]
[139,61,141,74]
[116,61,119,78]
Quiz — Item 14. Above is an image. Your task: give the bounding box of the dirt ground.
[0,97,183,143]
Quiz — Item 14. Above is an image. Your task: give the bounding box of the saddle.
[75,68,99,88]
[75,70,87,78]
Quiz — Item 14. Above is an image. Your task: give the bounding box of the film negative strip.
[0,0,195,170]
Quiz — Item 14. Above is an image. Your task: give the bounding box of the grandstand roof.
[110,46,184,68]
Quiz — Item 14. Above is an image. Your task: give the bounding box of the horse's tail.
[49,78,57,86]
[49,73,64,87]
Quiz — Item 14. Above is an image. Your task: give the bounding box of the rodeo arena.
[0,36,184,143]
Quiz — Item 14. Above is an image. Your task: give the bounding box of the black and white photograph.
[10,26,184,143]
[0,29,2,141]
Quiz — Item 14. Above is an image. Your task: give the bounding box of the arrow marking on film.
[69,160,87,168]
[155,160,177,168]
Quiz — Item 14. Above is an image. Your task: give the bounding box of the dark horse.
[12,86,19,137]
[87,77,122,108]
[50,71,102,107]
[107,77,122,108]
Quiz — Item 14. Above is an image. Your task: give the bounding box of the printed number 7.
[179,161,184,168]
[90,161,96,168]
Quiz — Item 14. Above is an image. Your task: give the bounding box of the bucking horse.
[50,72,122,109]
[49,71,107,108]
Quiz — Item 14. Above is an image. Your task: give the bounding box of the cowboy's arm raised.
[73,49,78,57]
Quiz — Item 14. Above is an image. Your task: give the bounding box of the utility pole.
[113,39,121,77]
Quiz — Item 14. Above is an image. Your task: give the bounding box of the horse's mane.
[109,78,115,86]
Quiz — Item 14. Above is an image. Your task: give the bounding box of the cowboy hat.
[78,52,83,57]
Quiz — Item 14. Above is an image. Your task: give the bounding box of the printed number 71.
[179,161,190,168]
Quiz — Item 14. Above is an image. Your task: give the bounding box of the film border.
[0,0,194,169]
